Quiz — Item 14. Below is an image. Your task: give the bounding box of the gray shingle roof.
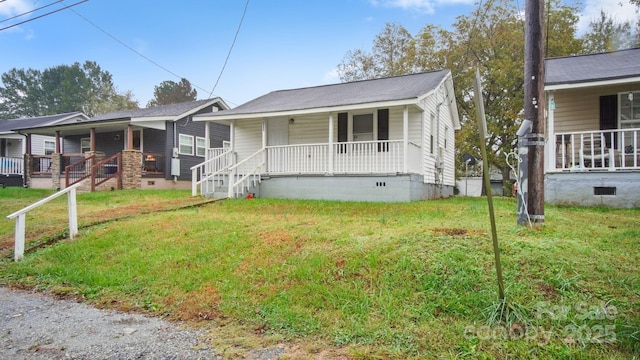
[91,99,217,121]
[0,112,86,132]
[204,70,450,117]
[545,47,640,86]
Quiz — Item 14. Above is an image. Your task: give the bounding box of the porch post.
[228,120,236,199]
[55,131,61,154]
[262,119,267,172]
[205,121,210,149]
[89,128,96,152]
[403,105,409,173]
[546,91,555,172]
[328,113,334,174]
[126,125,133,150]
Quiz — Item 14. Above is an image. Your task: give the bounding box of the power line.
[209,0,250,98]
[0,0,64,24]
[62,2,222,102]
[0,0,88,32]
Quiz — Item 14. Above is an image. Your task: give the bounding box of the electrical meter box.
[171,158,180,177]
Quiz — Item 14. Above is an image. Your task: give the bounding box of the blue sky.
[0,0,637,108]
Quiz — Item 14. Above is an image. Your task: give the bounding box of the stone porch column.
[122,150,142,190]
[23,154,32,188]
[51,154,61,190]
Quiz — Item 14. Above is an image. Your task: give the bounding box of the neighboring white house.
[192,70,461,202]
[0,112,88,186]
[545,48,640,207]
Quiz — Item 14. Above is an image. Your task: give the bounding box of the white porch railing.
[552,128,640,171]
[265,140,421,175]
[266,143,328,174]
[228,148,265,198]
[0,156,23,175]
[193,140,423,197]
[190,149,233,196]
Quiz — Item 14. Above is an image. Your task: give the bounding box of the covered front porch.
[192,105,428,198]
[549,127,640,171]
[23,125,167,190]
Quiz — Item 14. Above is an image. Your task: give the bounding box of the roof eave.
[545,76,640,91]
[194,98,422,122]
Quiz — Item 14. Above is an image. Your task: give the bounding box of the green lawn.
[0,188,638,359]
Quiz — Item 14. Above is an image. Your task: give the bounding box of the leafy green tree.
[336,0,582,193]
[146,78,197,107]
[581,10,638,53]
[337,23,415,82]
[0,61,138,119]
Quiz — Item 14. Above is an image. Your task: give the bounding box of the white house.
[545,48,640,207]
[192,71,461,202]
[0,112,88,187]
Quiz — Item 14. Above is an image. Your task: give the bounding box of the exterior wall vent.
[594,186,616,196]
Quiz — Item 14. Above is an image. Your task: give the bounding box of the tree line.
[0,61,199,119]
[336,0,640,191]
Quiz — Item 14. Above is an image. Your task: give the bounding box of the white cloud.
[577,0,639,35]
[322,68,340,83]
[0,0,33,17]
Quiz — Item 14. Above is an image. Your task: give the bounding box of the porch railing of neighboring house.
[190,149,233,196]
[142,152,165,175]
[552,128,640,171]
[91,153,122,191]
[228,148,265,198]
[65,153,123,190]
[31,155,52,175]
[65,155,95,187]
[0,156,23,175]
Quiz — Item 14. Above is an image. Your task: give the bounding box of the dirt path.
[0,287,285,359]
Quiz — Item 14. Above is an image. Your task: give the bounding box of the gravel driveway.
[0,287,285,359]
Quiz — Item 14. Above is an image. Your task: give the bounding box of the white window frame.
[196,136,207,157]
[352,113,374,142]
[178,134,194,155]
[44,139,55,155]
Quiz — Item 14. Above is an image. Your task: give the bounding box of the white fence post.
[68,187,78,240]
[14,214,25,262]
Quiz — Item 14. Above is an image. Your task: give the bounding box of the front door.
[266,118,289,173]
[267,118,288,146]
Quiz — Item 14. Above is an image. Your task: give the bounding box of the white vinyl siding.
[29,135,56,155]
[552,84,639,134]
[233,120,263,162]
[422,90,456,187]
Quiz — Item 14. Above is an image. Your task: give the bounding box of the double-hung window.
[337,109,389,152]
[44,140,55,155]
[196,136,207,157]
[179,134,194,155]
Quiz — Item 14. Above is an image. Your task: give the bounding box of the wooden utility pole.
[522,0,545,225]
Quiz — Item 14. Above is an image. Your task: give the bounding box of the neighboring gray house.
[0,112,88,187]
[192,71,461,202]
[545,48,640,207]
[12,99,230,190]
